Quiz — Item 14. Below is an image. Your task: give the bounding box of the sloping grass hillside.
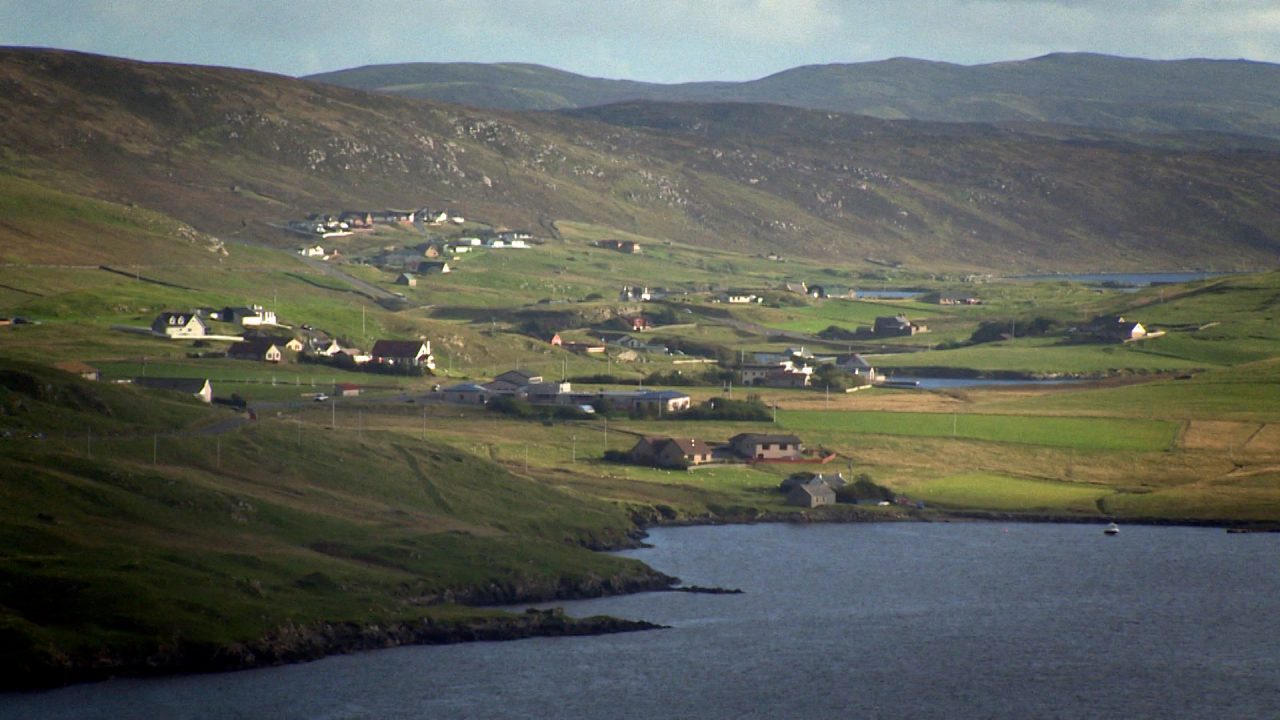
[0,361,665,687]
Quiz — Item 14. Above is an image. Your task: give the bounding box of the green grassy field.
[903,472,1112,513]
[776,409,1180,451]
[4,178,1280,686]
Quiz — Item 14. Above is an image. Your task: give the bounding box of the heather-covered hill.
[307,53,1280,140]
[3,48,1279,271]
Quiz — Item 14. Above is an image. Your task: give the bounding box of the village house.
[222,305,277,327]
[297,245,327,258]
[627,436,714,468]
[596,239,642,254]
[308,337,345,357]
[494,369,543,387]
[133,377,214,404]
[151,312,208,338]
[53,360,100,382]
[721,291,762,304]
[369,339,435,370]
[483,379,528,396]
[873,314,927,337]
[337,348,372,365]
[779,472,847,492]
[562,341,606,354]
[417,261,451,274]
[759,366,812,388]
[730,433,804,461]
[485,237,529,249]
[548,333,563,347]
[525,381,573,404]
[832,353,879,381]
[439,383,491,405]
[396,273,417,287]
[932,292,982,305]
[787,482,836,508]
[623,316,652,332]
[1081,315,1151,343]
[600,390,691,414]
[339,210,373,229]
[372,209,416,224]
[256,335,303,352]
[740,359,813,387]
[334,383,362,397]
[227,339,283,363]
[619,286,652,302]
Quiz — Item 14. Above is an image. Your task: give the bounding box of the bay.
[5,522,1279,719]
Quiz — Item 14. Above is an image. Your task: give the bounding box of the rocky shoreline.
[7,569,677,691]
[13,506,1275,691]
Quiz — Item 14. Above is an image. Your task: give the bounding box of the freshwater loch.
[5,522,1278,719]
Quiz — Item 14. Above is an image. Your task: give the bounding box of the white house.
[150,312,208,338]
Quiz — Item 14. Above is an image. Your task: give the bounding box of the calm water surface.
[5,522,1279,719]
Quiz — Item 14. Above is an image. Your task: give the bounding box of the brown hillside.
[2,48,1279,271]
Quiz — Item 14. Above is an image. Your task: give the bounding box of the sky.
[2,0,1278,82]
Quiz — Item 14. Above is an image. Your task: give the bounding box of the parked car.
[314,393,329,402]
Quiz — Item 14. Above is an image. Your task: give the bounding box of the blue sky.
[2,1,1278,81]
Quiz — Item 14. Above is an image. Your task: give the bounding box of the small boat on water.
[1104,522,1120,535]
[881,379,920,388]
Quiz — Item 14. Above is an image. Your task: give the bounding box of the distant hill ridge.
[3,47,1280,271]
[305,53,1280,139]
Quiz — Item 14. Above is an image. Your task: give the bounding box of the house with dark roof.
[416,261,451,274]
[597,239,642,254]
[874,315,927,337]
[787,482,836,508]
[369,339,435,369]
[227,339,283,363]
[221,305,277,327]
[1081,315,1150,343]
[151,312,208,338]
[440,383,491,405]
[494,369,543,387]
[600,390,691,414]
[833,353,879,381]
[730,433,804,461]
[779,472,846,492]
[133,377,213,403]
[627,436,714,468]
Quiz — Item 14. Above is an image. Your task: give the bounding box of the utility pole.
[572,434,577,463]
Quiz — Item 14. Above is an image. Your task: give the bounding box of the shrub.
[835,473,895,503]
